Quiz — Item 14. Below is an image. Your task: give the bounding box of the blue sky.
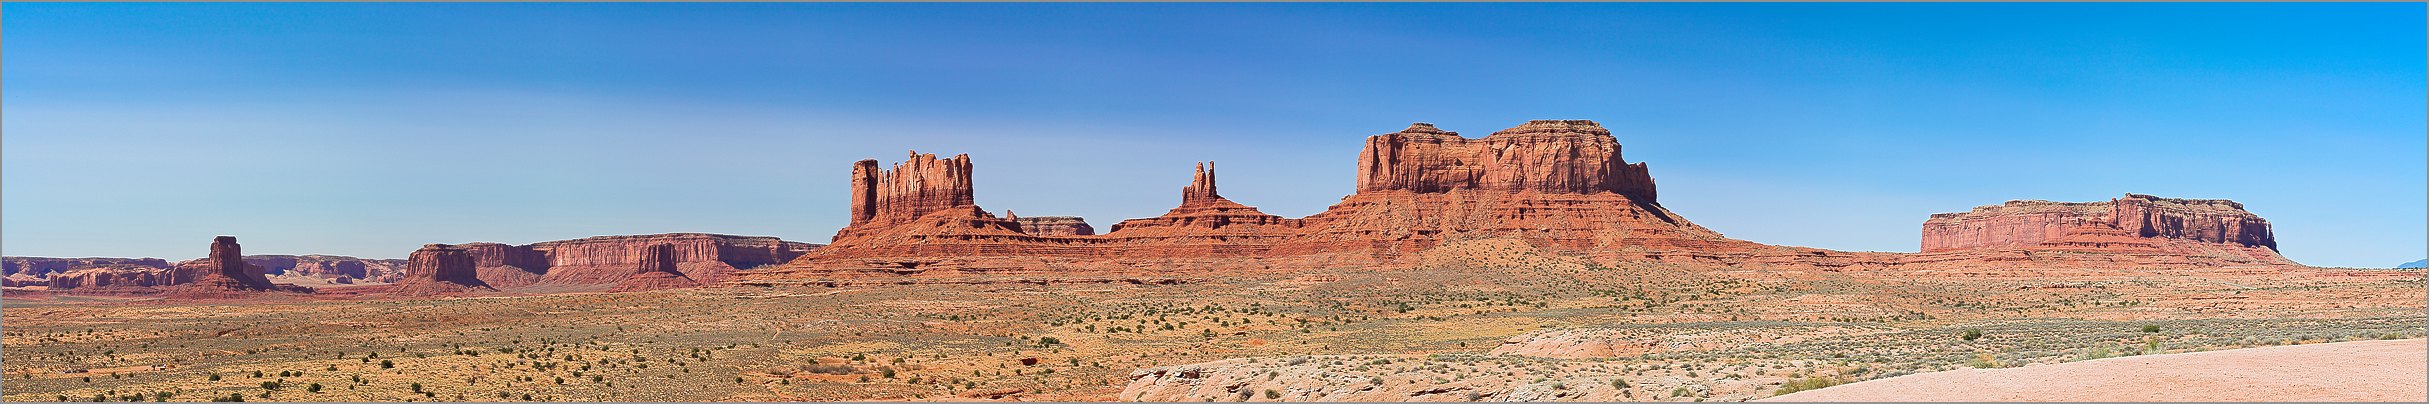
[4,3,2422,267]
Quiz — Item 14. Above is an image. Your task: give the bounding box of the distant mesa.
[1915,194,2290,267]
[383,233,820,295]
[2399,259,2426,269]
[1011,214,1096,236]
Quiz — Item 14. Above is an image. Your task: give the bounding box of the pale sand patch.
[1764,338,2427,402]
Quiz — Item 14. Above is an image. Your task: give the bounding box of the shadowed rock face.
[389,244,496,296]
[608,243,698,292]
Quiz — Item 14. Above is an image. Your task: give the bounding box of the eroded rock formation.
[740,120,1781,284]
[1915,194,2288,266]
[167,236,309,298]
[838,152,977,241]
[389,244,497,296]
[1357,121,1656,202]
[1011,215,1096,236]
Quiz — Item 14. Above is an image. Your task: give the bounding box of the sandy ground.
[1764,338,2427,402]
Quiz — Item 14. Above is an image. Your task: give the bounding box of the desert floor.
[5,240,2422,402]
[1762,338,2426,402]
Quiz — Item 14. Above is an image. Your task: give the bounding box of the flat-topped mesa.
[609,243,699,292]
[1918,193,2287,266]
[457,242,549,288]
[525,233,820,287]
[1108,162,1303,235]
[839,151,978,241]
[1011,215,1096,236]
[1356,120,1657,203]
[390,244,496,296]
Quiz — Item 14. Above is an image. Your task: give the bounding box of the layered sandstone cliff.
[1915,194,2289,267]
[1012,215,1096,236]
[389,244,497,296]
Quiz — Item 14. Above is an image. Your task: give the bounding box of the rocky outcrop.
[1011,215,1095,236]
[3,257,171,277]
[1107,162,1304,235]
[166,236,309,298]
[608,243,699,292]
[389,244,497,296]
[838,152,977,241]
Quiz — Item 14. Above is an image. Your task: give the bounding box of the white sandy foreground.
[1763,338,2427,402]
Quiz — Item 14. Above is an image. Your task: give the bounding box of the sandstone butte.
[386,244,498,297]
[163,236,313,299]
[733,119,2303,286]
[4,233,819,298]
[607,243,702,292]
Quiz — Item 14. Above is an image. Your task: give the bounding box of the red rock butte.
[741,120,1842,285]
[733,119,2314,286]
[388,244,498,296]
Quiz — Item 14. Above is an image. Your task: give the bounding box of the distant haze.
[4,3,2422,268]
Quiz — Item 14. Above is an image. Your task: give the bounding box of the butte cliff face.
[1915,194,2289,267]
[1356,122,1656,202]
[389,244,498,296]
[838,152,978,241]
[3,257,172,278]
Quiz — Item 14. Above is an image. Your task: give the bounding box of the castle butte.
[735,119,2299,286]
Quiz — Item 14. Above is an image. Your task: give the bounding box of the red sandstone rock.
[389,244,497,296]
[1011,214,1096,236]
[46,266,177,292]
[1919,194,2288,267]
[608,243,700,292]
[1356,121,1656,202]
[837,152,978,241]
[528,233,817,288]
[254,255,408,283]
[740,121,1751,283]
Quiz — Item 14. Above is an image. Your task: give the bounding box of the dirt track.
[1764,338,2427,402]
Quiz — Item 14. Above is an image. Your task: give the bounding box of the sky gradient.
[5,3,2423,267]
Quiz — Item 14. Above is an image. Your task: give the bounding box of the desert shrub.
[379,360,394,369]
[305,383,322,393]
[1774,376,1846,395]
[2142,325,2161,333]
[1264,390,1280,399]
[1961,329,1982,341]
[801,363,855,375]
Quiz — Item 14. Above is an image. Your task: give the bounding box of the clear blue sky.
[5,3,2422,267]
